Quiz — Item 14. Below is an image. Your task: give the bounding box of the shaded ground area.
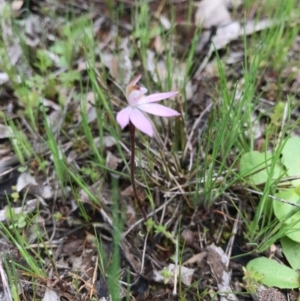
[1,0,300,300]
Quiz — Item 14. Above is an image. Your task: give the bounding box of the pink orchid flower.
[116,75,180,137]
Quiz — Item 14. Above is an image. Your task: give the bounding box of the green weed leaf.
[246,257,300,289]
[281,137,300,186]
[273,188,300,242]
[239,151,283,185]
[281,236,300,270]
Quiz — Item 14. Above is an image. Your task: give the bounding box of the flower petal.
[141,91,178,104]
[126,74,142,98]
[138,103,180,117]
[140,87,148,94]
[116,106,132,129]
[128,90,147,106]
[129,108,154,137]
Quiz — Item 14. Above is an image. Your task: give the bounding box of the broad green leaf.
[50,41,66,55]
[270,102,285,127]
[246,257,300,289]
[281,137,300,186]
[273,188,300,242]
[239,151,283,185]
[281,236,300,270]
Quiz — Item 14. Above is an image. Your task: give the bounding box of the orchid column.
[116,75,180,220]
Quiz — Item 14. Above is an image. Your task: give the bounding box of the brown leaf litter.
[0,0,300,300]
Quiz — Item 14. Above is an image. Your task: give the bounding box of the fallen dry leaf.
[183,251,207,266]
[207,244,238,301]
[16,172,37,192]
[194,18,280,79]
[0,0,23,67]
[93,136,117,149]
[76,91,97,124]
[0,124,14,139]
[79,181,112,205]
[42,288,59,301]
[106,151,122,170]
[0,73,9,85]
[151,264,195,286]
[146,51,193,100]
[121,185,145,200]
[102,38,132,85]
[0,257,13,301]
[194,0,232,28]
[0,199,40,222]
[12,1,23,12]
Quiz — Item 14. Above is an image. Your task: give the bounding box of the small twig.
[173,237,179,296]
[193,44,214,80]
[140,231,149,273]
[225,208,241,269]
[0,257,13,301]
[183,101,213,159]
[90,257,99,300]
[216,203,227,245]
[129,121,147,221]
[122,194,177,238]
[54,88,74,139]
[246,188,300,207]
[172,214,181,296]
[275,102,289,151]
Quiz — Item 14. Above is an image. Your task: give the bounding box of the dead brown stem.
[129,121,147,221]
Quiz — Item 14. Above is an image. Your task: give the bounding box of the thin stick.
[0,258,13,301]
[122,194,177,238]
[129,121,147,221]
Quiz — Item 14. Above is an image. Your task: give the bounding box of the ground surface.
[1,0,300,300]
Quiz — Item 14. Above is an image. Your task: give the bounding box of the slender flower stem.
[129,121,147,221]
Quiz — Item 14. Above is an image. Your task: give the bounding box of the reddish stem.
[129,121,147,221]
